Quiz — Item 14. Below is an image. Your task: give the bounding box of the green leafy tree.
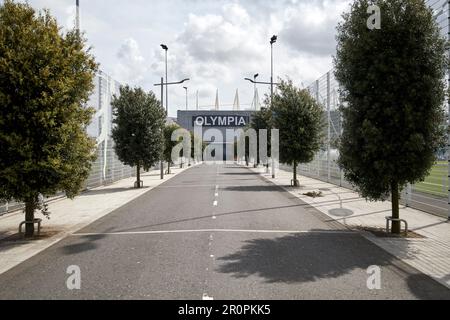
[163,123,181,174]
[335,0,447,234]
[0,1,98,237]
[111,86,165,188]
[272,80,324,187]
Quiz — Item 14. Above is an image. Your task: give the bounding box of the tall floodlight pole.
[448,0,450,220]
[154,78,190,178]
[270,35,277,178]
[327,72,331,183]
[196,90,199,110]
[183,87,188,110]
[75,0,80,32]
[160,77,164,180]
[254,73,259,110]
[161,44,169,114]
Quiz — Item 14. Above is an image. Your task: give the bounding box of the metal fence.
[282,0,450,217]
[281,0,450,218]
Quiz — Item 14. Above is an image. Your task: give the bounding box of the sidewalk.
[0,165,193,275]
[252,165,450,289]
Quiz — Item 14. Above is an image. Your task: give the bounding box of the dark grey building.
[176,110,256,160]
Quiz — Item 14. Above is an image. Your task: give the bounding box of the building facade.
[177,110,255,161]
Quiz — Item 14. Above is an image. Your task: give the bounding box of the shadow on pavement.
[60,233,108,255]
[222,185,284,192]
[112,204,309,233]
[220,172,259,176]
[80,187,150,196]
[216,232,450,299]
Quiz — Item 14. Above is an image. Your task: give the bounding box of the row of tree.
[111,85,200,182]
[250,0,448,234]
[0,1,186,237]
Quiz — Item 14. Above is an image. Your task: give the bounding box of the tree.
[271,80,324,187]
[334,0,447,234]
[0,1,98,237]
[111,86,165,188]
[163,123,181,174]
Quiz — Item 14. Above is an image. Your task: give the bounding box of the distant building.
[177,110,256,160]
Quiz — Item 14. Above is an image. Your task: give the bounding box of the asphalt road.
[0,164,449,300]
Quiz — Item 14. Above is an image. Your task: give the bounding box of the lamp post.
[244,76,281,175]
[270,35,277,108]
[154,78,190,179]
[75,0,80,33]
[270,35,277,179]
[161,44,169,114]
[183,86,188,111]
[253,73,259,110]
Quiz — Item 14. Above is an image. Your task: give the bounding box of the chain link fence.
[280,0,450,218]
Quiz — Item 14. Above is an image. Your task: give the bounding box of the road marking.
[73,229,355,237]
[213,200,218,206]
[203,294,214,300]
[210,255,215,258]
[215,193,219,197]
[212,216,217,220]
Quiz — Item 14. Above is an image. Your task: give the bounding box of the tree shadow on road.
[220,173,260,176]
[80,187,150,197]
[216,232,450,299]
[60,232,111,255]
[222,185,284,192]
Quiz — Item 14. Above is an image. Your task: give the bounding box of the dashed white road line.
[213,200,218,206]
[203,293,214,300]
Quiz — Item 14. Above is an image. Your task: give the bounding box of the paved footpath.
[0,164,449,299]
[252,165,450,290]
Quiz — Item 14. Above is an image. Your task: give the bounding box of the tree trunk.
[167,162,171,174]
[293,161,299,187]
[24,199,35,238]
[391,182,400,234]
[136,163,141,189]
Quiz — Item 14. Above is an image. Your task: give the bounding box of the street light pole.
[270,35,277,179]
[155,78,189,175]
[270,35,277,108]
[160,77,164,180]
[253,73,259,110]
[75,0,80,33]
[161,44,169,115]
[183,86,188,111]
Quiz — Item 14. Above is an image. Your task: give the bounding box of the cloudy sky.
[7,0,352,116]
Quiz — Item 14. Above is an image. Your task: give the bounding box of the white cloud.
[5,0,350,116]
[113,38,148,85]
[280,0,351,56]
